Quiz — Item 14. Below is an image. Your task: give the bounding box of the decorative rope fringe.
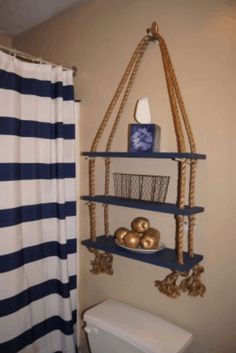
[154,271,182,298]
[180,265,206,297]
[154,265,206,298]
[89,249,113,275]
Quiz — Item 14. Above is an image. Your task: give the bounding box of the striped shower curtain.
[0,50,77,353]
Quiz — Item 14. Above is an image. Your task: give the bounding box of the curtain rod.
[0,44,77,76]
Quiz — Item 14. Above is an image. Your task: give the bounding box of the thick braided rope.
[88,37,147,240]
[91,36,148,152]
[156,33,187,264]
[104,159,110,236]
[188,160,197,256]
[175,161,187,264]
[160,40,196,152]
[105,39,149,152]
[159,36,198,257]
[158,36,186,153]
[158,37,198,257]
[104,38,149,236]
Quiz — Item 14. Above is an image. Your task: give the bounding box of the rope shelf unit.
[81,21,206,298]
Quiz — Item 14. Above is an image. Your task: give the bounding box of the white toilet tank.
[83,299,193,353]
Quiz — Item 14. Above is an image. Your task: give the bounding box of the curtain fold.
[0,50,77,353]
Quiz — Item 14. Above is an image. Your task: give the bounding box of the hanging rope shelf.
[81,22,206,298]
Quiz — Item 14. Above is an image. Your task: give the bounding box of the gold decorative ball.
[123,231,140,249]
[114,227,129,245]
[140,227,160,249]
[131,217,150,233]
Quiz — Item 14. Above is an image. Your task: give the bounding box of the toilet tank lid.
[84,299,193,353]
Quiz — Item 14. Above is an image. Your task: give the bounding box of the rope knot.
[147,21,160,41]
[89,249,113,275]
[180,265,206,297]
[155,271,181,298]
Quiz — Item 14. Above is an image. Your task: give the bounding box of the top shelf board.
[81,151,206,160]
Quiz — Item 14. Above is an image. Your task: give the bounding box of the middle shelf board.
[81,151,206,160]
[81,195,204,216]
[81,235,203,272]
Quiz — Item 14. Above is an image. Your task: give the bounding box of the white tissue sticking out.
[135,97,152,124]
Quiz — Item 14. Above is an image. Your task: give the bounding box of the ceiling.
[0,0,85,37]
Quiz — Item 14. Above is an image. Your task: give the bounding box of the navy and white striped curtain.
[0,50,77,353]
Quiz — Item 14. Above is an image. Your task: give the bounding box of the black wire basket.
[113,172,170,203]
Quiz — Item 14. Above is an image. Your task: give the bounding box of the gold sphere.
[114,227,129,245]
[140,227,160,249]
[123,231,140,249]
[131,217,150,233]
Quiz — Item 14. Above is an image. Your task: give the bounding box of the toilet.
[83,299,193,353]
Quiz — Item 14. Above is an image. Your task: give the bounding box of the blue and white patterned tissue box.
[128,124,161,152]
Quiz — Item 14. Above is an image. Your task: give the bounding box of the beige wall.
[13,1,236,352]
[0,33,12,47]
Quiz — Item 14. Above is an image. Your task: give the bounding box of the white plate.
[115,239,166,254]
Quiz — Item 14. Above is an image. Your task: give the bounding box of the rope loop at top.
[147,21,161,41]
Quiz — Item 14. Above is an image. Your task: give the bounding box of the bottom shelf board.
[81,235,203,272]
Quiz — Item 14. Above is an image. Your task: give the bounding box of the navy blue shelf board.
[81,151,206,160]
[81,235,203,272]
[81,195,204,216]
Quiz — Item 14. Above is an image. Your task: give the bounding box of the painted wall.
[13,1,236,352]
[0,33,12,47]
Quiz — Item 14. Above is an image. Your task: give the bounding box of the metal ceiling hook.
[147,21,160,41]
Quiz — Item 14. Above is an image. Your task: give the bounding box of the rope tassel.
[89,249,113,275]
[180,265,206,297]
[154,271,181,298]
[154,268,206,298]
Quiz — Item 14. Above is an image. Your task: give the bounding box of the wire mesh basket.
[113,172,170,203]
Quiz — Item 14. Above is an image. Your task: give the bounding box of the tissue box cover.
[128,124,161,152]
